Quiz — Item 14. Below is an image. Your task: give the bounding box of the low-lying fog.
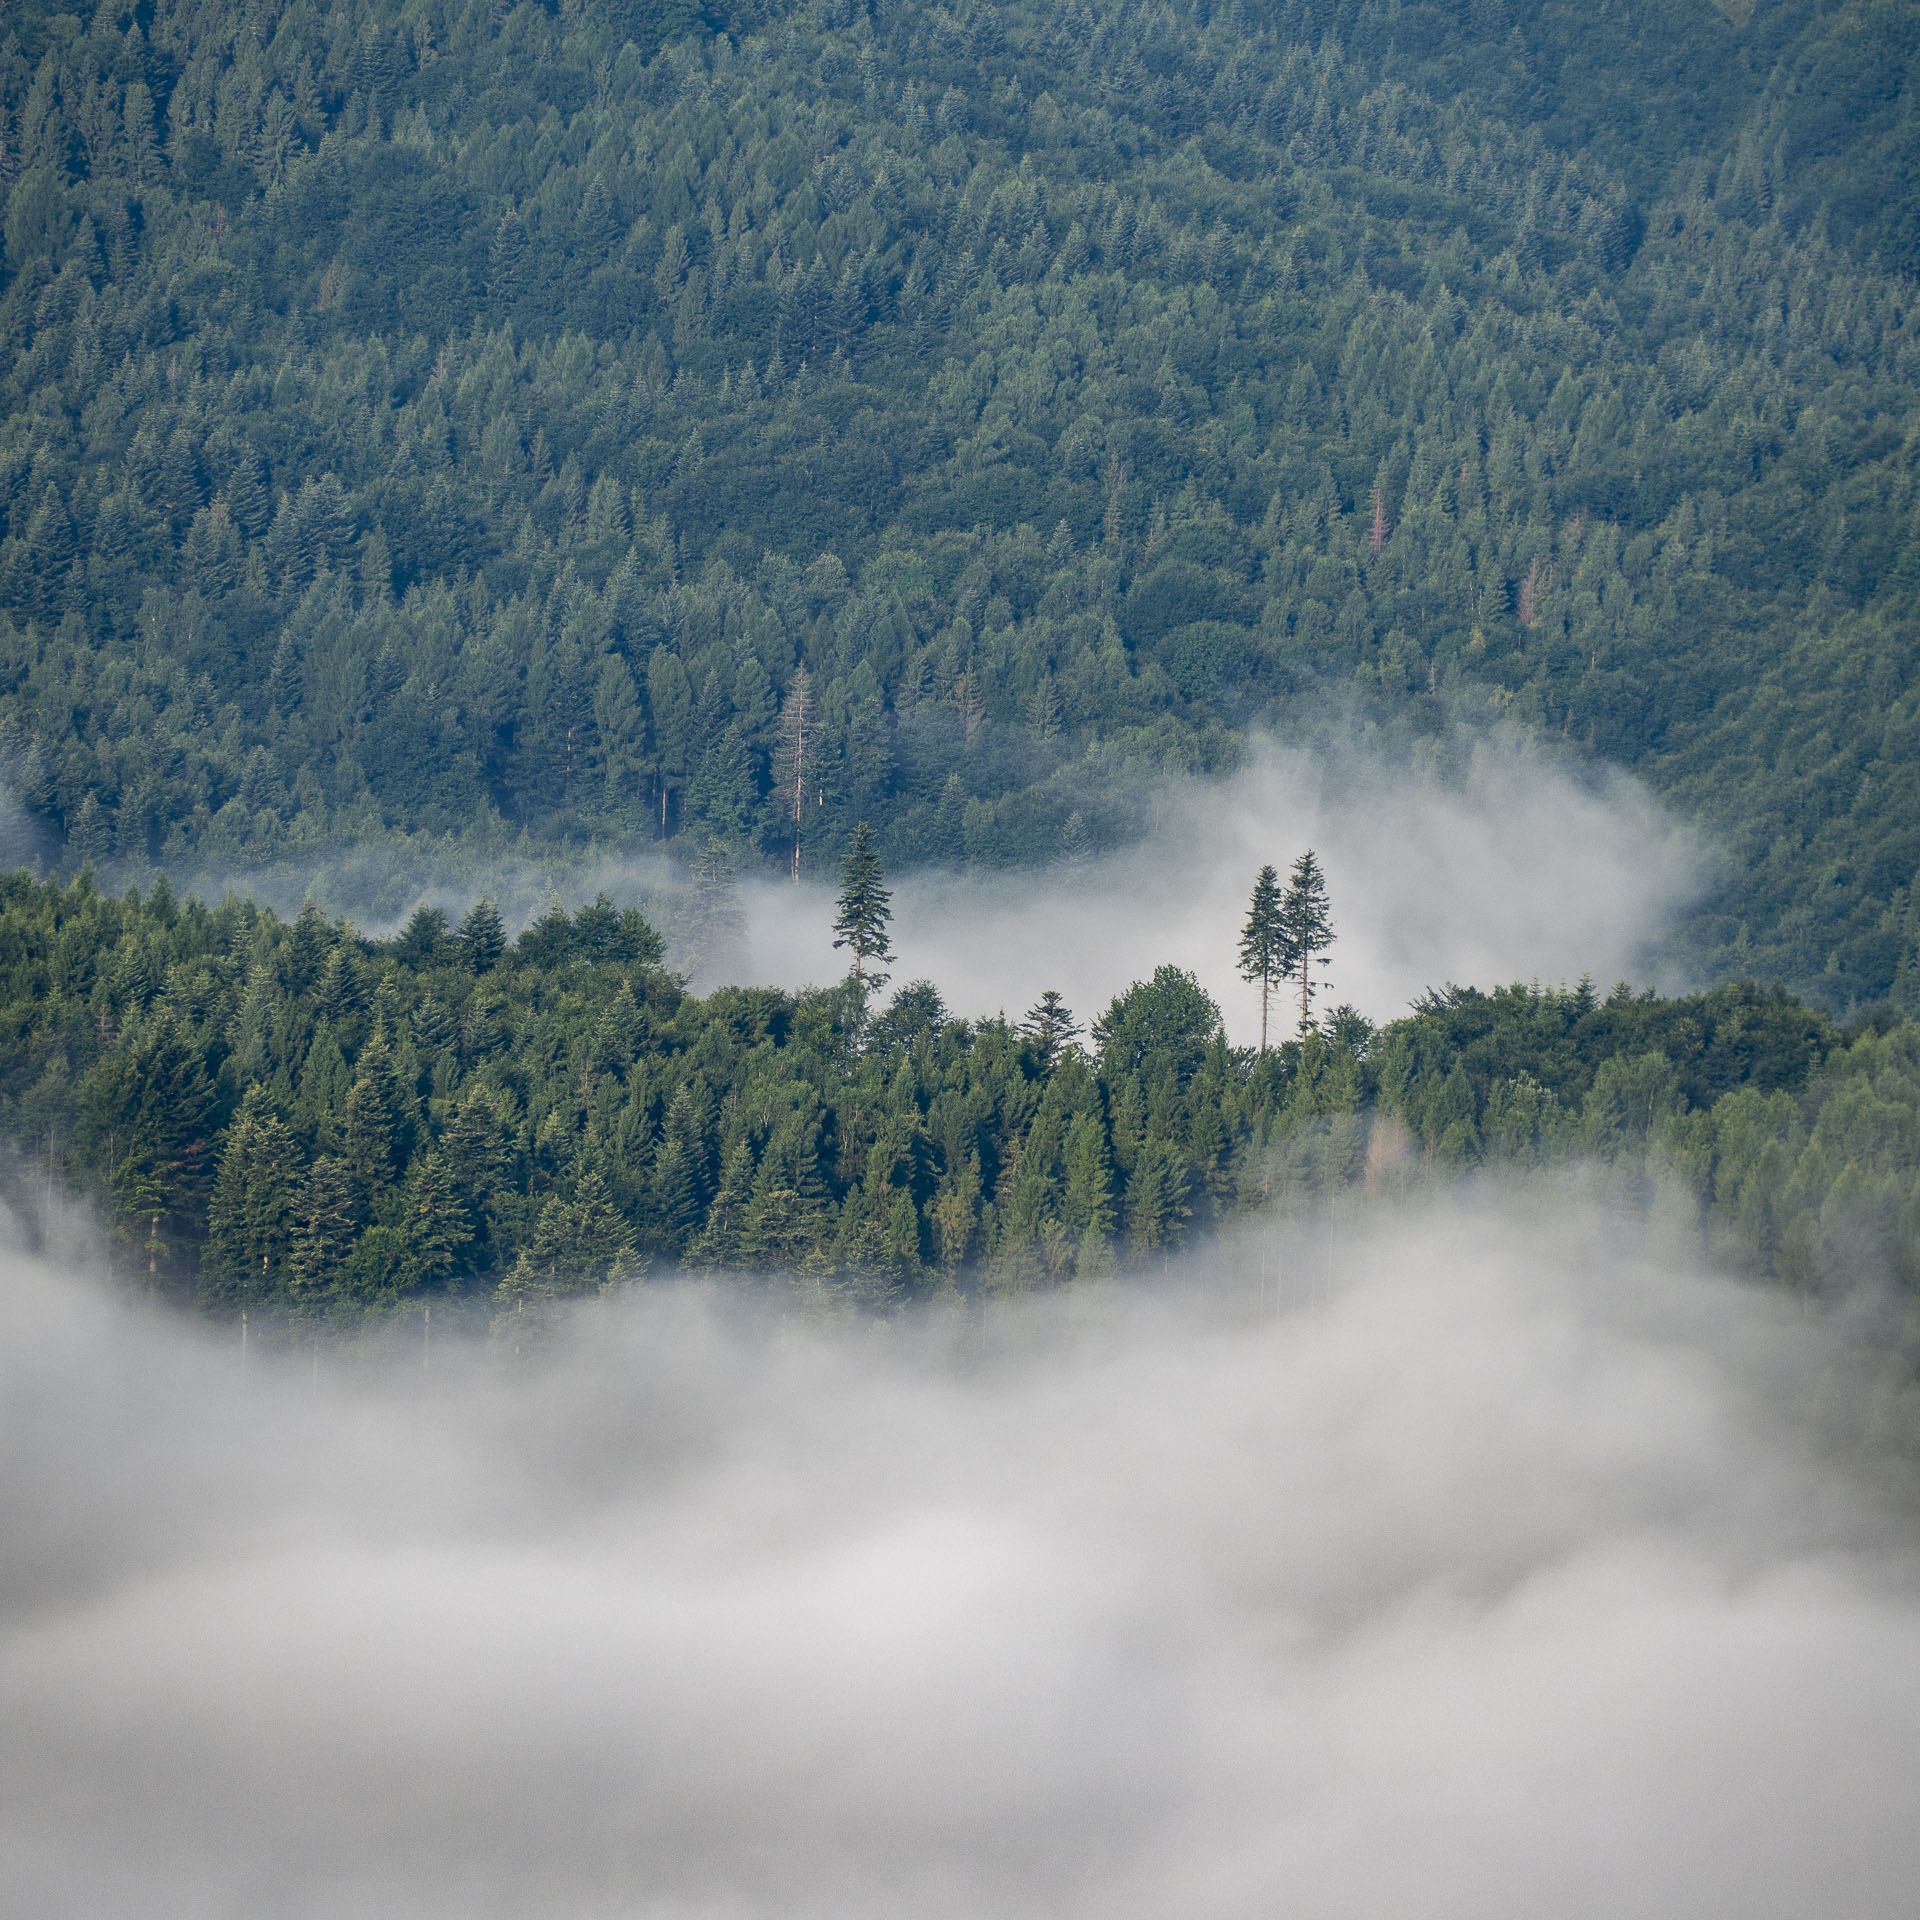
[153,725,1700,1039]
[5,1193,1918,1918]
[741,731,1701,1032]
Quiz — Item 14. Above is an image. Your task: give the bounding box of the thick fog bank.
[4,1192,1918,1919]
[742,731,1702,1033]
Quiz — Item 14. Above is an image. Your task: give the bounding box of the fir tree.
[832,821,894,993]
[341,1073,396,1222]
[1237,863,1286,1053]
[684,836,748,985]
[202,1088,304,1314]
[1278,851,1335,1037]
[1061,1112,1116,1271]
[1022,990,1081,1069]
[402,1150,469,1286]
[458,898,506,974]
[291,1156,357,1305]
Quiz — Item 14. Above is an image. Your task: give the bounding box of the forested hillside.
[6,868,1919,1329]
[1,0,1919,1003]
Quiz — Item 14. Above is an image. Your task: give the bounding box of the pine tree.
[458,897,506,973]
[1062,1111,1116,1270]
[1126,1139,1191,1253]
[1022,990,1081,1069]
[503,1168,639,1301]
[341,1072,396,1222]
[1237,864,1286,1053]
[315,944,368,1027]
[688,1136,753,1267]
[832,821,894,993]
[291,1155,357,1305]
[1278,850,1335,1036]
[202,1088,304,1313]
[402,1149,469,1286]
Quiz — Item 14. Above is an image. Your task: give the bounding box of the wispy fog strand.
[740,731,1702,1033]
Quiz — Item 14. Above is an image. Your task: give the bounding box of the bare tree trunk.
[778,668,813,882]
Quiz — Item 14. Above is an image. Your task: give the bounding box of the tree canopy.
[0,0,1917,1005]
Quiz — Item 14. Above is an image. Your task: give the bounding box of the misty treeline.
[1,0,1919,1005]
[0,866,1908,1326]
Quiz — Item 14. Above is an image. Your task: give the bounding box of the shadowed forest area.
[1,0,1919,1006]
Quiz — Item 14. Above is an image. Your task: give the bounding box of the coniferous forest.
[1,0,1920,1329]
[2,0,1920,998]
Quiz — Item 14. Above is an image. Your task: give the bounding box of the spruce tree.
[458,897,506,973]
[291,1156,357,1306]
[1022,990,1081,1069]
[402,1150,469,1286]
[832,821,894,993]
[203,1089,303,1314]
[1278,850,1335,1036]
[1237,864,1286,1053]
[341,1073,396,1222]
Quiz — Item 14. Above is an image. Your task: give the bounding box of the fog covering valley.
[3,741,1919,1917]
[6,0,1920,1904]
[6,1192,1920,1919]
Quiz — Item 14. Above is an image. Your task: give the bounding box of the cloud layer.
[4,1191,1917,1919]
[741,730,1702,1036]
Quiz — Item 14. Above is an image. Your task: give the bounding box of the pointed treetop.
[1022,989,1081,1068]
[1237,862,1287,1053]
[1278,850,1335,1036]
[832,822,894,991]
[458,896,506,973]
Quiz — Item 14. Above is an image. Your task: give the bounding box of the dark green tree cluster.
[4,867,1920,1330]
[0,0,1917,1004]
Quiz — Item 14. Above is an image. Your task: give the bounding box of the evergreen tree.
[202,1089,304,1314]
[1126,1140,1191,1254]
[500,1168,639,1304]
[1278,851,1336,1038]
[1237,864,1286,1053]
[1062,1112,1117,1272]
[1022,990,1082,1069]
[74,1007,219,1284]
[341,1073,397,1222]
[290,1156,357,1306]
[458,898,506,974]
[832,822,894,994]
[402,1150,470,1286]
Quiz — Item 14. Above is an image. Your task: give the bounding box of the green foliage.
[11,873,1920,1324]
[831,819,893,988]
[1237,863,1284,1053]
[0,0,1917,1002]
[1277,850,1334,1038]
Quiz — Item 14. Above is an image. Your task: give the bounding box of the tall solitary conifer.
[1278,850,1335,1035]
[1237,864,1286,1052]
[833,822,894,992]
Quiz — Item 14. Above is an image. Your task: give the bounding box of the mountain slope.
[1,0,1917,1004]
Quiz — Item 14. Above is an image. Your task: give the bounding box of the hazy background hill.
[1,0,1918,1006]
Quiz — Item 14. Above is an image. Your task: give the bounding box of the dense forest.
[1,0,1919,1006]
[4,865,1916,1341]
